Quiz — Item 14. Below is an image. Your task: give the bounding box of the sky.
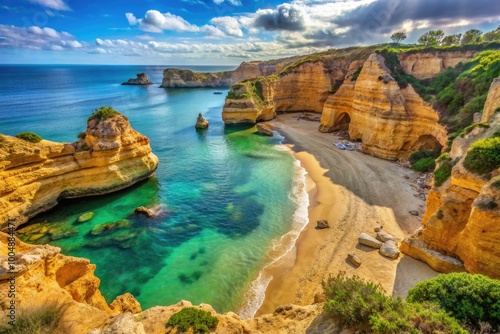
[0,0,499,65]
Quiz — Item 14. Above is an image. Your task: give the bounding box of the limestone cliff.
[402,111,500,278]
[160,57,299,88]
[482,77,500,122]
[0,232,338,333]
[222,47,374,124]
[398,50,479,79]
[320,53,447,160]
[121,73,152,85]
[0,112,159,230]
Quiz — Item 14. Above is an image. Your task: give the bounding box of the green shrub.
[463,137,500,175]
[166,307,218,333]
[15,132,42,143]
[351,66,363,81]
[412,157,436,172]
[0,303,63,334]
[436,209,444,219]
[370,302,468,334]
[323,272,466,333]
[253,81,264,101]
[88,106,122,122]
[434,159,453,186]
[491,176,500,189]
[459,122,490,137]
[409,149,440,164]
[322,273,389,328]
[407,272,500,327]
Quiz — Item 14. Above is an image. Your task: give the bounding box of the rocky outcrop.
[482,77,500,122]
[160,57,299,88]
[398,50,479,79]
[256,123,273,136]
[195,113,209,129]
[0,112,159,230]
[402,113,500,278]
[122,73,152,85]
[320,53,448,160]
[222,48,373,124]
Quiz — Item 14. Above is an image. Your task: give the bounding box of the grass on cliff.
[88,106,125,123]
[15,132,42,143]
[322,272,468,333]
[0,303,63,334]
[166,307,218,334]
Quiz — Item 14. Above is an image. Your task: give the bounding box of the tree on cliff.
[442,34,462,46]
[483,25,500,42]
[461,29,483,45]
[418,30,444,46]
[390,31,407,44]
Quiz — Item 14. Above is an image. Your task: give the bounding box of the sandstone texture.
[398,50,479,79]
[402,112,500,278]
[122,73,152,85]
[0,113,159,230]
[482,77,500,122]
[320,53,448,160]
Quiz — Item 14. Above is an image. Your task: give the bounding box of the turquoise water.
[0,65,307,315]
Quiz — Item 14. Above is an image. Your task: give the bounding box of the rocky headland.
[121,73,152,85]
[0,109,159,230]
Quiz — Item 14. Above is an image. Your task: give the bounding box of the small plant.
[15,132,42,143]
[0,303,63,334]
[436,209,444,219]
[409,149,440,164]
[476,198,498,210]
[77,132,86,140]
[491,177,500,189]
[434,160,453,186]
[463,137,500,175]
[412,157,436,172]
[167,307,218,334]
[408,272,500,328]
[459,122,490,137]
[351,66,363,81]
[87,106,122,123]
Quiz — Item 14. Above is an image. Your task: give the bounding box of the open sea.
[0,65,308,317]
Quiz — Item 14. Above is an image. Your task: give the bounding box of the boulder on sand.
[316,219,330,229]
[358,233,383,249]
[376,231,396,243]
[379,240,400,259]
[347,253,361,267]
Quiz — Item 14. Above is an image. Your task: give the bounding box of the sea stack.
[0,107,159,230]
[122,73,152,85]
[195,113,209,129]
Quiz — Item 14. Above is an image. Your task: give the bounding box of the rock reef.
[122,73,152,85]
[0,112,159,230]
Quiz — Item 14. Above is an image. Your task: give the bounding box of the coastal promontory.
[0,107,159,230]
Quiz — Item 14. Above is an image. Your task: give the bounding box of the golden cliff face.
[0,114,159,230]
[402,113,500,278]
[320,53,447,160]
[398,51,479,79]
[482,77,500,122]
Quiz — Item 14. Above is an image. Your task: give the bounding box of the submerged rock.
[347,253,361,267]
[379,240,400,259]
[256,123,273,136]
[316,219,330,229]
[122,73,152,85]
[358,233,383,249]
[195,113,209,129]
[50,226,78,240]
[134,206,155,218]
[409,210,419,216]
[77,212,95,223]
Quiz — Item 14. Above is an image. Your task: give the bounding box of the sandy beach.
[255,114,439,316]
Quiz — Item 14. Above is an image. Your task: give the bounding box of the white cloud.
[210,16,243,37]
[28,0,70,11]
[0,24,83,50]
[129,10,201,33]
[212,0,242,6]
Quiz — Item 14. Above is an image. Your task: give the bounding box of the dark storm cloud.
[254,3,306,31]
[334,0,500,33]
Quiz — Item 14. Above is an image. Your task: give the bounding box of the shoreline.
[254,114,439,316]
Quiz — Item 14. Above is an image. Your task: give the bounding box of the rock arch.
[332,112,351,131]
[411,134,443,152]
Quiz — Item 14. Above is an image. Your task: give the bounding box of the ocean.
[0,65,308,317]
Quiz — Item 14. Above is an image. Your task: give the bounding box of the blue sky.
[0,0,499,65]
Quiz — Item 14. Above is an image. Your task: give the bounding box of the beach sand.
[255,113,439,316]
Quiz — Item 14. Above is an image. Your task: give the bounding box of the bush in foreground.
[87,106,122,122]
[323,272,467,333]
[463,137,500,175]
[15,132,42,143]
[166,307,218,333]
[0,303,63,334]
[412,157,436,172]
[408,272,500,328]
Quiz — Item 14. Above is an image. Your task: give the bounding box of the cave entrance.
[413,135,443,152]
[333,113,351,131]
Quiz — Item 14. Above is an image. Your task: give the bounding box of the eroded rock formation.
[0,112,159,230]
[122,73,152,85]
[482,77,500,122]
[402,111,500,278]
[320,53,448,160]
